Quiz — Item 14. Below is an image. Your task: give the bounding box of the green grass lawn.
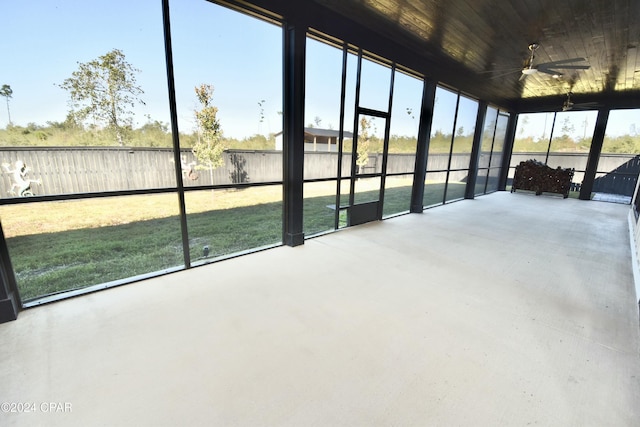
[2,181,466,301]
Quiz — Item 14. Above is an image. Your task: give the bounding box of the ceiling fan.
[562,92,575,111]
[561,92,601,111]
[519,43,591,81]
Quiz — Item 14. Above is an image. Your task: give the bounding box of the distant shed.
[274,127,353,152]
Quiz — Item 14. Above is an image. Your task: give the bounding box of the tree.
[193,84,225,182]
[560,116,575,141]
[136,116,171,147]
[356,116,372,174]
[58,49,144,146]
[0,84,12,125]
[257,99,266,123]
[519,115,529,135]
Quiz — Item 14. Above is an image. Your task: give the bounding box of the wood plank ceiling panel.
[311,0,640,111]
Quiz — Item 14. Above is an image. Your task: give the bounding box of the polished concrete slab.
[1,192,639,426]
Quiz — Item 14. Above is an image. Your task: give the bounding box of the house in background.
[275,127,353,152]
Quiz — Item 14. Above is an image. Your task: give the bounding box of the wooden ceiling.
[308,0,640,112]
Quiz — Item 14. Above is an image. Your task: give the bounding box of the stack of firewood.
[512,159,574,198]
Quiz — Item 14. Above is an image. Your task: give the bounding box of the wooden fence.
[1,147,638,197]
[0,147,454,197]
[0,147,284,196]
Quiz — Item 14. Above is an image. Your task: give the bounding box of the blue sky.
[1,0,283,138]
[1,0,637,140]
[1,1,169,128]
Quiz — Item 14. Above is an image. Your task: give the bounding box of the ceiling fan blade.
[540,57,588,66]
[485,69,526,79]
[519,73,527,81]
[540,64,590,70]
[573,102,602,108]
[478,66,523,73]
[478,68,523,77]
[571,105,601,111]
[537,68,561,76]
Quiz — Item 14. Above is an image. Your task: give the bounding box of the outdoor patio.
[1,191,638,426]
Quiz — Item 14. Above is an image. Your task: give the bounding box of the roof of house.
[275,128,354,139]
[304,127,353,138]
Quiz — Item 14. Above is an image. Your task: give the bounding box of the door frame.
[345,50,396,226]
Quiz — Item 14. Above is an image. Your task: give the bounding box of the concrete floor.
[1,191,639,426]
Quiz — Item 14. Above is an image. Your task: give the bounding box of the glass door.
[346,52,394,226]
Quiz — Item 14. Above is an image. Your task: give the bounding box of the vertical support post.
[0,222,19,323]
[349,51,363,209]
[377,63,395,220]
[544,113,557,165]
[162,0,191,267]
[282,20,306,246]
[410,80,437,212]
[442,95,461,204]
[498,112,518,191]
[580,108,610,200]
[465,101,488,199]
[334,43,349,230]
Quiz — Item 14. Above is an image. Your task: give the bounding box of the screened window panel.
[0,0,173,197]
[428,87,457,162]
[547,111,596,170]
[486,167,501,193]
[304,180,340,237]
[445,172,467,202]
[387,70,422,174]
[602,109,640,154]
[423,171,446,207]
[359,56,393,112]
[184,186,282,266]
[475,169,489,196]
[1,194,184,301]
[512,113,554,164]
[383,174,413,217]
[478,107,499,169]
[171,1,283,184]
[449,95,478,170]
[304,36,346,180]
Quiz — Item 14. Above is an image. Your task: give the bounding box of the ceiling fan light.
[522,68,537,75]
